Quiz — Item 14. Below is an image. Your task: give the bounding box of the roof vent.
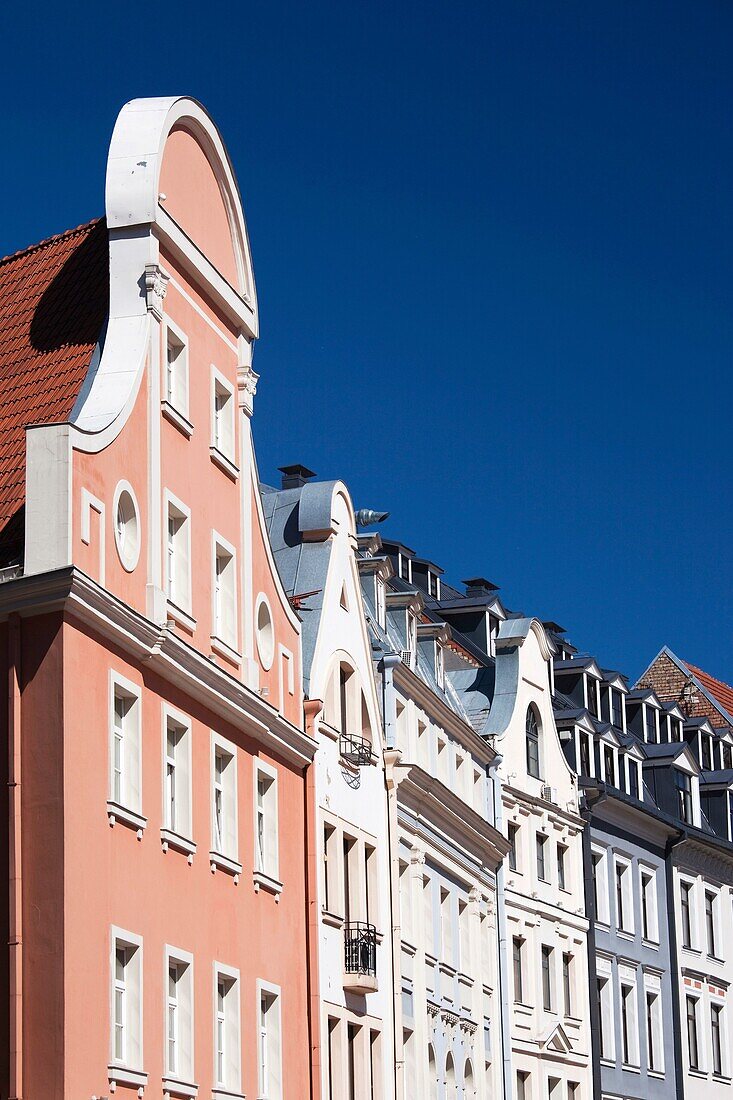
[279,463,317,489]
[462,577,499,597]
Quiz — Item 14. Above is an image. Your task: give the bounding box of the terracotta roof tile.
[0,219,108,562]
[687,662,733,723]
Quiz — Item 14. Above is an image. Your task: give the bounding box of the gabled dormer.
[660,701,685,744]
[642,742,701,826]
[683,716,717,772]
[417,620,450,692]
[715,727,733,771]
[357,546,393,633]
[385,587,423,670]
[553,656,603,714]
[436,577,507,657]
[409,554,444,601]
[555,710,597,778]
[600,669,628,732]
[626,688,663,743]
[381,539,416,585]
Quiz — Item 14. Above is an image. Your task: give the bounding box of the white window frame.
[256,979,283,1100]
[639,863,659,944]
[679,874,698,951]
[597,957,615,1062]
[210,365,238,473]
[164,490,193,618]
[161,704,195,857]
[109,926,145,1085]
[619,968,640,1067]
[213,962,241,1095]
[211,531,239,657]
[711,997,728,1078]
[108,672,146,833]
[592,844,610,925]
[210,733,241,876]
[164,945,195,1088]
[253,759,280,888]
[163,317,190,421]
[614,855,634,935]
[644,972,665,1075]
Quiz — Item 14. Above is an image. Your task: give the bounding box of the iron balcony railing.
[339,732,373,767]
[344,921,377,976]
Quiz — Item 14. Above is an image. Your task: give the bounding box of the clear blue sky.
[2,1,732,683]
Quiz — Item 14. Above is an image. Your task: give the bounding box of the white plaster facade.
[487,619,592,1100]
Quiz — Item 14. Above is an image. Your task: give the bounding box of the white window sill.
[162,400,194,437]
[162,1077,198,1098]
[161,828,197,860]
[641,937,660,950]
[210,850,242,880]
[212,1089,245,1100]
[253,869,283,897]
[210,635,242,667]
[648,1070,666,1080]
[166,600,197,634]
[107,800,147,837]
[210,445,239,480]
[108,1063,148,1089]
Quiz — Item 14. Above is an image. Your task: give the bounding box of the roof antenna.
[355,509,389,528]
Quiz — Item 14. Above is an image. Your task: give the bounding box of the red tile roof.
[0,219,108,562]
[687,662,733,723]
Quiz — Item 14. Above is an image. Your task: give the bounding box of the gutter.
[579,786,606,1100]
[379,653,404,1100]
[664,829,686,1100]
[8,612,22,1100]
[488,752,513,1100]
[304,699,324,1100]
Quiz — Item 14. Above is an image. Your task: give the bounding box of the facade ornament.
[239,361,260,417]
[143,263,169,320]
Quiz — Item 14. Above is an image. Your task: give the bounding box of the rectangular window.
[258,983,282,1099]
[680,881,693,949]
[645,705,658,742]
[712,1004,723,1076]
[629,760,639,800]
[347,1023,359,1100]
[705,890,717,957]
[675,769,694,824]
[611,689,624,728]
[598,975,614,1059]
[508,823,519,872]
[423,875,433,956]
[516,1071,529,1100]
[162,708,192,842]
[541,945,553,1011]
[165,948,194,1083]
[701,734,713,772]
[254,761,279,882]
[211,369,235,462]
[211,735,239,868]
[646,989,663,1073]
[109,675,142,817]
[536,834,548,882]
[212,536,237,650]
[557,844,567,891]
[615,859,633,933]
[111,929,143,1071]
[586,676,598,716]
[592,847,610,924]
[166,495,191,612]
[513,937,523,1003]
[640,868,658,942]
[214,965,241,1090]
[621,984,633,1064]
[440,887,453,965]
[687,995,699,1070]
[165,321,189,416]
[603,744,615,786]
[562,953,572,1016]
[579,732,591,775]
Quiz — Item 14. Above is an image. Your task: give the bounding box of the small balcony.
[339,732,373,767]
[343,921,378,993]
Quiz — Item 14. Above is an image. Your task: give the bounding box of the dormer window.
[376,579,386,630]
[428,571,440,599]
[674,769,694,824]
[628,760,639,800]
[399,554,411,582]
[603,745,615,787]
[670,718,681,742]
[579,732,591,776]
[526,707,541,779]
[723,743,732,771]
[435,644,445,691]
[645,706,658,743]
[586,677,598,717]
[487,616,498,658]
[700,734,713,772]
[611,690,624,730]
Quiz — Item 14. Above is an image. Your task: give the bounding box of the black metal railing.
[339,732,372,767]
[344,921,377,976]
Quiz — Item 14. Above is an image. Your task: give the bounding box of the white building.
[263,470,395,1099]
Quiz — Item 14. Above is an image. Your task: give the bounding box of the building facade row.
[0,95,732,1100]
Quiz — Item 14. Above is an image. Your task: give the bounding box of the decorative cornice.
[0,568,317,770]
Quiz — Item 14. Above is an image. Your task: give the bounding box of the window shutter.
[265,777,278,878]
[178,516,191,610]
[127,701,142,813]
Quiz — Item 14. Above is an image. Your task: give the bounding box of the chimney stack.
[462,577,499,597]
[279,464,317,490]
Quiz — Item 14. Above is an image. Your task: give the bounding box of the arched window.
[428,1044,438,1100]
[463,1059,475,1100]
[526,706,541,779]
[445,1052,457,1100]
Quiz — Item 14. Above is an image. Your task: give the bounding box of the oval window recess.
[255,595,275,670]
[113,482,141,572]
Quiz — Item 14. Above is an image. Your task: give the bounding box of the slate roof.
[0,220,108,563]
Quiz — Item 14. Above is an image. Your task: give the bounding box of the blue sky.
[2,1,732,682]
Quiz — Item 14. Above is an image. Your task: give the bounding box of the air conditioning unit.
[541,784,558,804]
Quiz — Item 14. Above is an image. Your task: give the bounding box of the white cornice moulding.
[0,568,316,770]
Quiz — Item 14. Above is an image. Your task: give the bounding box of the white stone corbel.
[143,263,169,320]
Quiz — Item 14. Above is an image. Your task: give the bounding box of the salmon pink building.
[0,97,319,1100]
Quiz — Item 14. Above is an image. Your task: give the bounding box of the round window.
[113,482,141,572]
[255,595,275,670]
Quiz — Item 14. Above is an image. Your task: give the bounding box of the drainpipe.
[304,698,324,1100]
[579,788,606,1100]
[488,752,513,1100]
[379,653,403,1100]
[664,830,686,1100]
[8,612,22,1100]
